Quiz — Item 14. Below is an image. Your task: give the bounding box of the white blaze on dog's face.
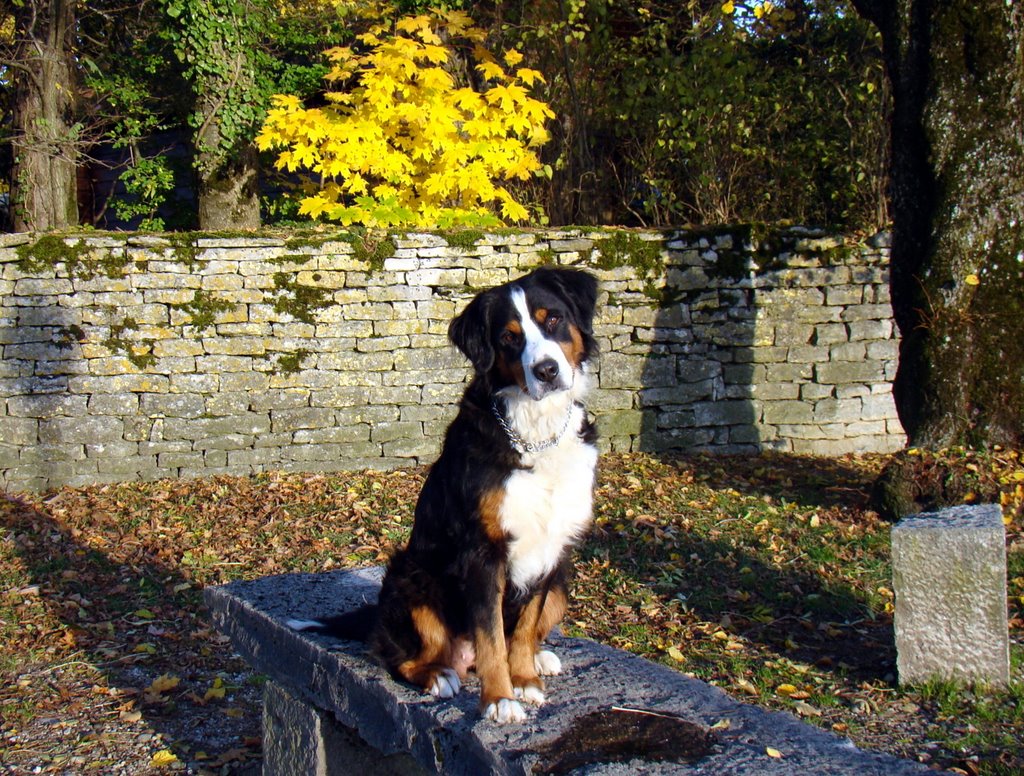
[508,287,574,400]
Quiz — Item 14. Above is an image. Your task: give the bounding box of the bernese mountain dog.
[290,266,599,724]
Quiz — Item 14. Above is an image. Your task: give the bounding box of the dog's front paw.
[483,698,527,723]
[429,668,461,699]
[513,684,546,706]
[535,649,562,676]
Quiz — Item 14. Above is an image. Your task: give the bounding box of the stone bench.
[206,567,937,775]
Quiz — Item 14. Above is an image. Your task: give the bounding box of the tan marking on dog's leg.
[396,605,455,695]
[508,592,545,699]
[536,585,568,642]
[475,577,515,710]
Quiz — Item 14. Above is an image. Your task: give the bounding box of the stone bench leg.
[262,680,426,776]
[891,504,1010,687]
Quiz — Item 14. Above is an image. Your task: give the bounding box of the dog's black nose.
[532,359,560,384]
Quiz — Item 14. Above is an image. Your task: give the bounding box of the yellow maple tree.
[257,9,555,228]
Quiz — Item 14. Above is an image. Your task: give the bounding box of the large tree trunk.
[853,0,1024,449]
[188,17,262,231]
[195,128,260,231]
[9,0,80,232]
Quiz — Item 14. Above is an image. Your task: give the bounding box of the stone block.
[638,381,715,407]
[263,680,427,776]
[272,408,337,433]
[815,361,884,385]
[6,394,88,418]
[761,400,813,425]
[140,393,206,418]
[382,436,439,459]
[693,399,759,427]
[891,504,1010,687]
[38,416,124,445]
[594,409,644,437]
[848,319,893,341]
[202,391,252,415]
[371,421,423,444]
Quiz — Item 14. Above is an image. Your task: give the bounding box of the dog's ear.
[449,290,495,373]
[534,267,599,333]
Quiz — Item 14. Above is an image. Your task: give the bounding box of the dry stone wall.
[0,228,904,492]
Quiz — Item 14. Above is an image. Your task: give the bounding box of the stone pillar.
[262,680,426,776]
[891,504,1009,687]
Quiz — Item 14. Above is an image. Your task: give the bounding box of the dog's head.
[449,267,599,401]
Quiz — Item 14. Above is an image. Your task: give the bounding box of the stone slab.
[891,504,1010,687]
[206,568,938,775]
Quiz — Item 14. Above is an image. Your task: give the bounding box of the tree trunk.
[187,13,262,231]
[853,0,1024,449]
[196,139,260,231]
[9,0,80,232]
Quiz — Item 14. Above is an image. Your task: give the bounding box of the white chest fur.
[498,401,597,591]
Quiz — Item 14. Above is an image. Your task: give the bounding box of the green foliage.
[592,230,663,278]
[113,157,176,231]
[103,317,157,369]
[487,0,888,230]
[351,232,397,272]
[171,289,236,333]
[271,270,332,323]
[160,0,270,174]
[15,236,132,279]
[274,348,312,374]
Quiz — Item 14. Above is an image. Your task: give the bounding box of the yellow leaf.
[477,59,506,81]
[775,683,798,696]
[515,67,545,87]
[148,674,180,695]
[733,678,759,696]
[722,1,736,14]
[793,700,822,717]
[964,273,980,286]
[766,747,784,759]
[204,677,226,702]
[151,749,179,768]
[667,645,685,662]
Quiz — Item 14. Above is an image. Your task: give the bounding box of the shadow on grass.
[580,451,895,684]
[0,494,262,773]
[678,450,883,511]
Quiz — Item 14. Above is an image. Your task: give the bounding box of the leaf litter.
[1,452,1021,774]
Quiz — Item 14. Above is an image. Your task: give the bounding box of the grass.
[0,451,1022,774]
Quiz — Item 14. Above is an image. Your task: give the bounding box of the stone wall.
[0,227,904,492]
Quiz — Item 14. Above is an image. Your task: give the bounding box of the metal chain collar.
[491,398,579,455]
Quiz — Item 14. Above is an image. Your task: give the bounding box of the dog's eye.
[499,329,521,348]
[544,315,561,333]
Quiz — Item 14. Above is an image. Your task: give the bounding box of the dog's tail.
[286,604,377,642]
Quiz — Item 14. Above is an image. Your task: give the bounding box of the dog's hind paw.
[483,698,527,723]
[429,668,461,699]
[514,685,546,706]
[535,649,562,676]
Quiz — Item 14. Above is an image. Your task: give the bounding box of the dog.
[289,266,600,724]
